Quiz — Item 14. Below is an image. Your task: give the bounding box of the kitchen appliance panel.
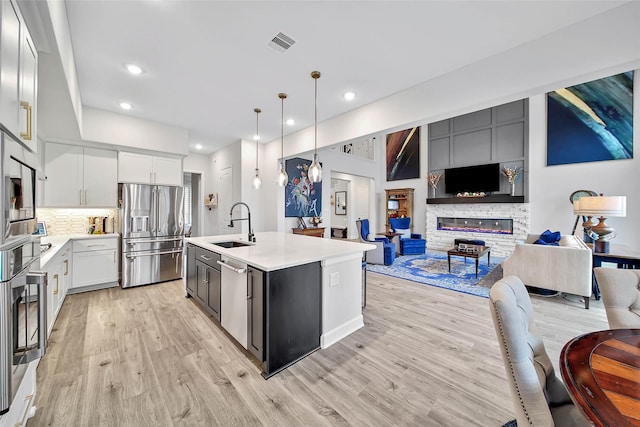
[119,183,152,239]
[220,255,248,348]
[121,247,183,288]
[155,185,184,238]
[1,131,38,246]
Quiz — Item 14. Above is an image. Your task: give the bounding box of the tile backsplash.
[38,208,119,235]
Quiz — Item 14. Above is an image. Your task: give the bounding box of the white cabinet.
[44,143,118,207]
[71,237,119,292]
[118,151,182,185]
[44,242,71,336]
[0,0,38,153]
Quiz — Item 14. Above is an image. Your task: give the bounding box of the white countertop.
[187,232,375,271]
[40,233,119,268]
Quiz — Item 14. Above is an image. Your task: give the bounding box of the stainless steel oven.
[1,130,44,415]
[0,237,46,415]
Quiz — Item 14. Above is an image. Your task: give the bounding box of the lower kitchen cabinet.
[185,244,321,378]
[191,247,221,321]
[254,262,322,378]
[185,244,196,295]
[44,242,71,336]
[70,237,118,293]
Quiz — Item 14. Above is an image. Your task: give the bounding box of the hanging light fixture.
[276,93,289,187]
[308,71,322,183]
[252,107,262,189]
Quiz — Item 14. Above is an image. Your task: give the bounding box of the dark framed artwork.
[284,157,322,218]
[386,127,420,181]
[547,71,633,166]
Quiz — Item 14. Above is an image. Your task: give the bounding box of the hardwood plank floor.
[28,272,608,426]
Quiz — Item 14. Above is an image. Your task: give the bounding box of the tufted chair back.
[489,276,589,427]
[594,268,640,329]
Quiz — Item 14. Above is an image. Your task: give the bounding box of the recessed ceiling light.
[253,135,260,141]
[286,118,295,126]
[120,102,132,110]
[344,92,355,101]
[125,64,143,75]
[195,144,202,150]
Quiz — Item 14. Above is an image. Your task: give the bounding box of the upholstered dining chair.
[489,276,590,427]
[388,217,426,255]
[356,219,395,265]
[593,267,640,329]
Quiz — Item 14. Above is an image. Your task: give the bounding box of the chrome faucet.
[229,202,255,242]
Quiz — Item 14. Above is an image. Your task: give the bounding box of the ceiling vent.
[268,32,295,53]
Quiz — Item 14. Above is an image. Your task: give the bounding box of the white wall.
[82,107,189,156]
[528,70,640,247]
[209,141,242,235]
[183,152,212,236]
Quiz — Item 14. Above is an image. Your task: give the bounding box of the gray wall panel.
[429,137,451,169]
[429,120,450,138]
[453,109,491,133]
[496,100,525,123]
[452,129,492,165]
[496,123,525,160]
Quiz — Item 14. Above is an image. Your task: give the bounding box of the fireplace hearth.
[438,217,513,235]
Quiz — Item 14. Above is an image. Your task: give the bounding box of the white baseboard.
[321,314,364,349]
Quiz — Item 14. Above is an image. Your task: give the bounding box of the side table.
[591,243,640,300]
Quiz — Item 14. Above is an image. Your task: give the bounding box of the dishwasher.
[218,255,248,349]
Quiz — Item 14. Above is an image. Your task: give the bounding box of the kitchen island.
[186,232,374,378]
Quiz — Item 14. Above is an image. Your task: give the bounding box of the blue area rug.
[366,250,503,298]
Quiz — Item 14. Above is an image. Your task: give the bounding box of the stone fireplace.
[426,202,530,257]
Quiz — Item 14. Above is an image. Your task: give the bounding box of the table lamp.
[573,195,626,253]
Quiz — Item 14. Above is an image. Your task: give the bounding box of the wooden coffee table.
[447,246,491,278]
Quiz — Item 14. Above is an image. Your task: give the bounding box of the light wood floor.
[28,272,608,426]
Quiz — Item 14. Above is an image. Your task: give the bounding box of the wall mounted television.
[387,200,399,210]
[444,163,500,194]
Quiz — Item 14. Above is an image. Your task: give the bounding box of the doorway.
[183,172,201,237]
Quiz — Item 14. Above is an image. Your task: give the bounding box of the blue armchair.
[356,219,395,265]
[389,217,426,255]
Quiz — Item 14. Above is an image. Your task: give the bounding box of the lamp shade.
[574,196,626,217]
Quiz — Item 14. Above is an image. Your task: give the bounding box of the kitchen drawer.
[73,237,118,253]
[195,247,220,269]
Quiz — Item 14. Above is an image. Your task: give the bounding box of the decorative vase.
[430,186,436,199]
[510,182,516,196]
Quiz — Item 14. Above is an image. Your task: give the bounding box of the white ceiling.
[62,1,626,154]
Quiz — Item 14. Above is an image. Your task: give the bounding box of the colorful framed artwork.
[547,71,633,166]
[284,157,322,218]
[386,127,420,181]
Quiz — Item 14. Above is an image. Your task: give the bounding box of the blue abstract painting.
[284,157,322,218]
[547,71,633,166]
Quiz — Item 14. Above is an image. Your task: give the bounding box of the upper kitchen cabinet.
[44,143,118,207]
[118,151,182,186]
[0,0,38,153]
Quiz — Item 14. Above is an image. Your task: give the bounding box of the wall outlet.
[330,272,339,286]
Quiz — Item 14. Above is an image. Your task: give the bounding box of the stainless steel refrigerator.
[119,183,184,288]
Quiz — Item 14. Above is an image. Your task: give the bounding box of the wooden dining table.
[560,329,640,427]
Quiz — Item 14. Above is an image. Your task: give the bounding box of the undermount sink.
[211,241,253,248]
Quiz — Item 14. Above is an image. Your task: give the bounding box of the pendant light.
[276,93,289,187]
[252,107,262,189]
[308,71,322,183]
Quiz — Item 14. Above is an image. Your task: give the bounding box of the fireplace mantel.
[427,195,524,204]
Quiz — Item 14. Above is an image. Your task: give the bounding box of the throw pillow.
[534,229,561,246]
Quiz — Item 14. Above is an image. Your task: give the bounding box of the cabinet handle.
[200,255,212,261]
[53,273,59,294]
[85,189,88,205]
[19,101,32,140]
[18,394,33,426]
[150,171,154,183]
[79,189,83,205]
[64,260,68,275]
[247,276,253,300]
